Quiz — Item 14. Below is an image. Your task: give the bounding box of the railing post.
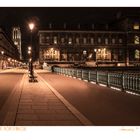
[88,71,90,82]
[96,70,98,84]
[121,72,124,91]
[81,70,83,80]
[77,69,78,78]
[107,72,109,87]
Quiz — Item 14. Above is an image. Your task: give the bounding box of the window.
[61,38,65,43]
[46,36,50,43]
[91,38,94,44]
[134,35,139,44]
[40,36,45,44]
[133,23,139,30]
[135,49,140,59]
[76,38,79,44]
[119,38,122,43]
[98,38,101,43]
[53,36,57,44]
[46,36,49,40]
[83,50,87,55]
[83,37,87,44]
[112,38,115,44]
[105,38,108,44]
[68,38,72,44]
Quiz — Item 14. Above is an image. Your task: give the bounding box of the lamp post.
[1,51,4,69]
[28,23,35,76]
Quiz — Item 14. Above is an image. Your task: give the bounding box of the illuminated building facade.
[12,27,22,60]
[0,28,20,69]
[38,17,140,66]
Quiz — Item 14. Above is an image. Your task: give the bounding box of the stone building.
[0,28,20,69]
[38,16,140,66]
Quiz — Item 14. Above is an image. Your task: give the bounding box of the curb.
[37,73,93,126]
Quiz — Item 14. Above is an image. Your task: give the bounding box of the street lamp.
[1,51,4,69]
[29,23,35,31]
[28,22,35,76]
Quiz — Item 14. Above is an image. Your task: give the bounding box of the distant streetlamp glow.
[8,58,11,62]
[94,49,97,52]
[28,50,31,54]
[28,46,32,51]
[1,51,4,55]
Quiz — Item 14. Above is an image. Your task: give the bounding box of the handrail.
[53,67,140,94]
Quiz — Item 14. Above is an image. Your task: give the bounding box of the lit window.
[68,38,72,44]
[83,50,87,55]
[105,38,108,44]
[54,36,57,44]
[91,38,94,44]
[135,49,140,59]
[98,38,101,43]
[112,38,115,44]
[133,23,139,30]
[46,36,50,44]
[119,38,122,43]
[41,36,45,44]
[61,38,65,43]
[134,35,139,44]
[46,36,49,40]
[76,38,79,44]
[83,38,87,44]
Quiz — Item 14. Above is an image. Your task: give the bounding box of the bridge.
[0,68,140,126]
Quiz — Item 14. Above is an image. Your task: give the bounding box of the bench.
[28,74,37,82]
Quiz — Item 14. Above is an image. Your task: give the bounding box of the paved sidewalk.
[1,72,87,126]
[15,74,83,126]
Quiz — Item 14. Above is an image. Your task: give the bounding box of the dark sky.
[1,7,140,28]
[0,7,140,60]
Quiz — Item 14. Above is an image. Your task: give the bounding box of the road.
[0,72,23,110]
[0,69,140,126]
[39,72,140,126]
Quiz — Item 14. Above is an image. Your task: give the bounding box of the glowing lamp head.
[29,23,35,31]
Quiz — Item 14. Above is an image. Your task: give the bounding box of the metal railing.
[53,67,140,94]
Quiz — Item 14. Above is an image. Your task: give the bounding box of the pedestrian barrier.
[53,67,140,94]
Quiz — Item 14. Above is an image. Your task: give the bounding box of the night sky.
[0,7,140,60]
